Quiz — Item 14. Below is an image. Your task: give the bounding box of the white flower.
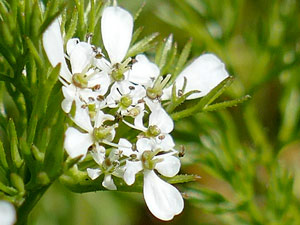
[162,54,229,100]
[125,99,174,136]
[87,147,123,190]
[126,54,160,88]
[106,80,146,117]
[64,108,116,158]
[119,138,183,221]
[95,6,134,82]
[43,20,110,113]
[0,201,16,225]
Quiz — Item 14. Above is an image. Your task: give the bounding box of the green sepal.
[162,174,201,184]
[60,166,143,193]
[126,32,159,58]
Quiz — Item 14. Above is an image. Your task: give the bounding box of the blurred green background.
[30,0,300,224]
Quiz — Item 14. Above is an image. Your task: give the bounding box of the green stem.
[16,185,50,225]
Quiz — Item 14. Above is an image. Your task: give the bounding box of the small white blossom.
[126,54,160,88]
[87,148,123,190]
[64,108,116,158]
[119,138,183,221]
[106,80,146,117]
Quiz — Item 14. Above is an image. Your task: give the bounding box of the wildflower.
[43,20,110,113]
[0,201,16,225]
[126,54,160,88]
[162,53,229,100]
[95,6,134,82]
[87,147,123,190]
[118,138,184,221]
[64,108,116,158]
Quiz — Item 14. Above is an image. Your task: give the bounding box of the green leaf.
[8,119,23,170]
[170,38,192,83]
[43,112,65,179]
[10,173,25,195]
[130,26,143,44]
[25,36,43,68]
[163,174,201,184]
[65,8,78,42]
[171,76,234,120]
[0,140,8,171]
[203,95,251,112]
[156,34,173,70]
[126,32,159,58]
[0,181,18,196]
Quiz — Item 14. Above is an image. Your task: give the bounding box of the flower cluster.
[43,4,228,221]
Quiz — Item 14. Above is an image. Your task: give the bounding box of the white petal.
[66,38,80,56]
[94,110,115,128]
[87,71,111,95]
[164,54,229,100]
[61,85,76,113]
[149,108,174,134]
[154,155,180,177]
[70,42,94,74]
[94,58,112,73]
[0,201,16,225]
[102,174,117,190]
[42,19,72,82]
[87,168,102,180]
[127,54,160,87]
[123,161,143,185]
[143,170,184,221]
[118,138,133,157]
[136,138,152,153]
[91,145,106,165]
[73,104,93,132]
[155,134,175,150]
[64,127,93,158]
[133,109,146,131]
[101,6,133,64]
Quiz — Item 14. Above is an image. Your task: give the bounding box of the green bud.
[146,87,162,100]
[128,107,140,118]
[120,95,132,108]
[111,69,125,81]
[72,73,88,88]
[93,126,112,141]
[141,151,156,170]
[88,104,96,118]
[146,125,161,137]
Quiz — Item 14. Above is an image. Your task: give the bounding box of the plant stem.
[16,185,51,225]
